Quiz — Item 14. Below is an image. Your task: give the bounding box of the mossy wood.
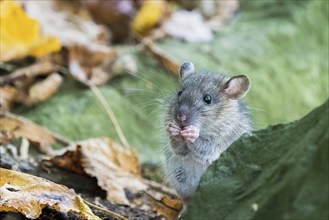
[185,100,328,220]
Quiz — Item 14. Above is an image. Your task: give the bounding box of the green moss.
[184,100,328,219]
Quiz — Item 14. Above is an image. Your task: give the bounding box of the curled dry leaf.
[0,61,61,110]
[51,138,146,205]
[146,192,183,220]
[68,44,119,85]
[81,0,136,43]
[0,1,61,61]
[0,112,69,153]
[0,168,101,220]
[0,86,23,112]
[110,55,137,77]
[50,138,183,218]
[23,0,108,49]
[25,72,63,106]
[162,10,213,42]
[142,39,180,76]
[0,61,59,86]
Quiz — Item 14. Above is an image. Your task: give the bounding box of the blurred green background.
[17,0,328,163]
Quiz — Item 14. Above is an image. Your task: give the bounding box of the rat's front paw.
[181,125,200,143]
[167,122,184,141]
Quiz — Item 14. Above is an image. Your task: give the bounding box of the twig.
[19,138,30,160]
[84,199,128,220]
[89,83,130,149]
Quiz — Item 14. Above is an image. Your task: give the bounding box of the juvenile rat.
[163,61,252,202]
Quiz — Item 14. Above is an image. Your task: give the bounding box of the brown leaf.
[24,72,63,106]
[50,145,85,175]
[0,131,15,146]
[0,168,101,220]
[0,112,69,153]
[142,38,180,76]
[145,189,183,220]
[161,194,183,211]
[50,138,183,218]
[0,86,24,112]
[51,138,145,205]
[23,1,109,48]
[82,0,136,43]
[68,44,119,85]
[0,62,59,86]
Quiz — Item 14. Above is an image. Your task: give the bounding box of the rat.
[163,61,252,206]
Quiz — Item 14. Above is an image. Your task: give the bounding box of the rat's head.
[169,61,250,129]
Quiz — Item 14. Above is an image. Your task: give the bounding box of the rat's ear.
[179,61,195,78]
[223,75,250,99]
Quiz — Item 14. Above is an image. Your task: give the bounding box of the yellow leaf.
[0,1,61,61]
[132,0,165,36]
[0,168,101,220]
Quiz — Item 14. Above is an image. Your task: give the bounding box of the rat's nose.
[176,114,186,122]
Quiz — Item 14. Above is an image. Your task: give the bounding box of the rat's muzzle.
[176,114,186,122]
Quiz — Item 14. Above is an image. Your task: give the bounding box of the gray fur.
[163,64,252,200]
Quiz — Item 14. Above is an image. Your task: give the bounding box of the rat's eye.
[203,94,212,104]
[178,90,183,96]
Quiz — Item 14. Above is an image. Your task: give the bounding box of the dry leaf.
[25,73,63,106]
[0,168,101,220]
[0,61,59,86]
[0,131,15,146]
[50,145,85,175]
[161,194,183,211]
[51,138,146,205]
[82,0,136,43]
[142,39,180,75]
[50,138,183,218]
[132,0,166,36]
[23,0,109,49]
[162,10,213,42]
[68,45,118,85]
[0,86,23,112]
[200,0,239,29]
[110,55,137,77]
[0,62,61,110]
[148,195,181,220]
[0,112,69,153]
[0,1,61,61]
